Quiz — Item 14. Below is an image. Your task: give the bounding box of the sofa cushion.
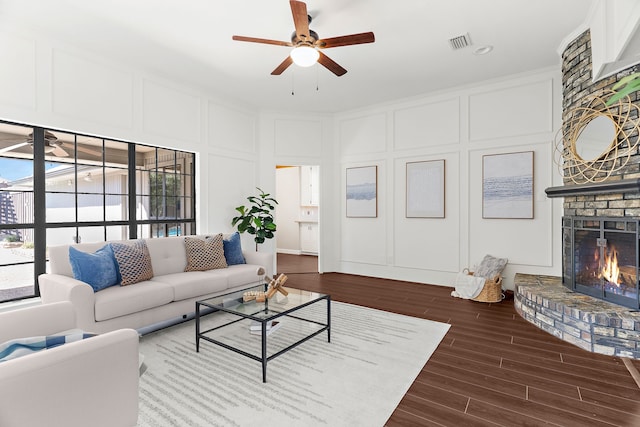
[223,232,246,265]
[145,236,188,277]
[111,240,154,286]
[184,234,227,272]
[68,245,119,292]
[151,271,228,301]
[220,264,265,288]
[94,281,174,321]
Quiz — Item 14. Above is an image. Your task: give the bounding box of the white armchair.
[0,301,139,427]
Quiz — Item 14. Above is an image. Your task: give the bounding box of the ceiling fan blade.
[271,56,294,75]
[55,142,101,158]
[290,0,311,42]
[0,142,29,155]
[232,35,292,47]
[51,145,69,157]
[76,145,102,157]
[317,51,347,76]
[316,32,375,49]
[0,133,24,142]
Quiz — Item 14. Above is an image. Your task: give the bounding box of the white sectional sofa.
[39,235,273,334]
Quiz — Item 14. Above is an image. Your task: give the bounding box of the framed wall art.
[482,151,534,219]
[406,159,445,218]
[346,166,377,217]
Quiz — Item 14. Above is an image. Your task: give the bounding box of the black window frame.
[0,120,197,303]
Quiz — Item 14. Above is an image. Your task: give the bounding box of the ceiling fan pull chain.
[291,71,295,96]
[316,63,319,92]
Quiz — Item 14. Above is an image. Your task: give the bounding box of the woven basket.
[467,271,504,303]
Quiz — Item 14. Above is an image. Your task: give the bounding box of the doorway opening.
[275,165,319,274]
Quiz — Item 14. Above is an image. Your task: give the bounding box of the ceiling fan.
[0,131,103,158]
[0,131,69,157]
[232,0,375,76]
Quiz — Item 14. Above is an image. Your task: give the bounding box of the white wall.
[0,30,262,245]
[258,112,335,272]
[275,166,301,253]
[0,28,565,289]
[332,69,565,290]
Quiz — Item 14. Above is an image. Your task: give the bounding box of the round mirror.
[574,115,617,162]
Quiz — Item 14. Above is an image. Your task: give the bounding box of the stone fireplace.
[514,29,640,359]
[552,29,640,307]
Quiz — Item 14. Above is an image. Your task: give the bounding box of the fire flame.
[600,247,621,286]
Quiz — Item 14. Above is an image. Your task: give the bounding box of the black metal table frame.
[195,293,331,382]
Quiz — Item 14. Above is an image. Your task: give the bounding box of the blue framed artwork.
[346,166,377,217]
[482,151,534,219]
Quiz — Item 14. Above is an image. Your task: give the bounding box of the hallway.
[276,253,318,275]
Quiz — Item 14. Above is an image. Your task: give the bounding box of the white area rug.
[137,301,450,427]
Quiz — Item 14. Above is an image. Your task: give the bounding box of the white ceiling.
[0,0,594,114]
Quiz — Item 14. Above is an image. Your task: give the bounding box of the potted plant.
[231,187,278,251]
[606,72,640,105]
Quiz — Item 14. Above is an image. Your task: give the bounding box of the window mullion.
[33,127,46,296]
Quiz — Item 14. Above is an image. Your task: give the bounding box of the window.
[136,146,194,238]
[0,121,196,303]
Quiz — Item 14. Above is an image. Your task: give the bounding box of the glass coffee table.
[195,284,331,382]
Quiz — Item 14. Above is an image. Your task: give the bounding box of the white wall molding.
[333,69,562,290]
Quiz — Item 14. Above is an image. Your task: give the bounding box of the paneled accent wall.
[339,114,386,156]
[52,50,134,129]
[0,33,36,110]
[335,71,563,289]
[208,102,256,153]
[393,98,460,149]
[274,119,322,157]
[0,30,261,240]
[468,81,553,141]
[142,79,201,142]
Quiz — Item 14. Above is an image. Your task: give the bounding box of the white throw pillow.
[473,254,508,279]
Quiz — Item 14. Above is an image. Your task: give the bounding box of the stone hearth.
[515,273,640,359]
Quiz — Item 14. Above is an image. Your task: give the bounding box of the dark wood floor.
[277,254,640,426]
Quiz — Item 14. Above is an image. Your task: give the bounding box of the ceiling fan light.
[290,46,319,67]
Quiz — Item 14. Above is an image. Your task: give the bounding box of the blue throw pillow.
[69,245,119,292]
[0,330,96,362]
[223,232,246,265]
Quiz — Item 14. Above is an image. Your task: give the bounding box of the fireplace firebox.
[563,217,640,309]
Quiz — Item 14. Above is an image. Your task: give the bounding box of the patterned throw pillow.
[0,330,96,362]
[473,254,508,279]
[184,234,228,272]
[110,240,154,286]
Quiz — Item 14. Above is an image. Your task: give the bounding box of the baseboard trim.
[277,249,302,255]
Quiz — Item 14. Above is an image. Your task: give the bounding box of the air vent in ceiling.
[449,33,471,50]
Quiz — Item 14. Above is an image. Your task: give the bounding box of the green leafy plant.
[606,72,640,105]
[231,187,278,250]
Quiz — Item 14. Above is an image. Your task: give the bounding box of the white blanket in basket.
[451,272,486,299]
